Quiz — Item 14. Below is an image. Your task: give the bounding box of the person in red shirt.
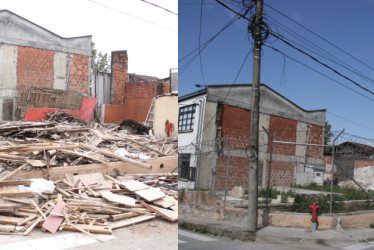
[165,120,173,137]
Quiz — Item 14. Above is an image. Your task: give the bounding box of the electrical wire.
[264,44,374,103]
[138,0,177,15]
[327,111,374,132]
[199,0,206,84]
[87,0,177,32]
[264,2,374,73]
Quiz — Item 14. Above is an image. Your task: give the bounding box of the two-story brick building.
[178,84,326,191]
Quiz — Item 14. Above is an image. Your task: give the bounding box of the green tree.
[91,45,110,73]
[324,121,333,145]
[324,121,334,154]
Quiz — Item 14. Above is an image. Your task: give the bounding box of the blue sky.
[178,0,374,140]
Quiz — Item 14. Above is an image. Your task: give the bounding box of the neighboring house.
[178,84,326,191]
[333,142,374,181]
[98,50,171,123]
[0,10,92,121]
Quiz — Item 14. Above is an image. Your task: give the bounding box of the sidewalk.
[179,215,374,244]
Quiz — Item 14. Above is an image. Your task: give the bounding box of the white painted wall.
[178,93,207,189]
[153,95,178,138]
[53,52,68,90]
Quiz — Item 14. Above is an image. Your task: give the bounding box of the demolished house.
[0,10,178,239]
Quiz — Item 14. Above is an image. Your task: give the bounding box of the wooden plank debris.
[108,214,156,229]
[135,187,165,202]
[42,201,66,233]
[140,202,178,222]
[100,191,136,207]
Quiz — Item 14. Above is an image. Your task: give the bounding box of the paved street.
[179,229,374,250]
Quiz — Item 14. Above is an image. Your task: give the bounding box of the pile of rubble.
[0,112,178,240]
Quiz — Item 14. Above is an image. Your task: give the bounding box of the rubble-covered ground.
[0,111,178,246]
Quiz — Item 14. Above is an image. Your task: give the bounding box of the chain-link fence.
[179,129,374,214]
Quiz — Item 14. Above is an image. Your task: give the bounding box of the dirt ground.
[0,219,177,250]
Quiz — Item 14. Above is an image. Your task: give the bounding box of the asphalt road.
[178,229,374,250]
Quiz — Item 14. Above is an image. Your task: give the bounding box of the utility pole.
[248,0,264,239]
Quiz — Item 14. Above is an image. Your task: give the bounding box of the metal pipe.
[262,127,273,210]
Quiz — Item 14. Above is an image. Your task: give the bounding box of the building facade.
[178,84,326,191]
[0,10,92,121]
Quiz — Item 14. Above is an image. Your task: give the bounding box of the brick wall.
[215,156,250,191]
[125,81,162,98]
[307,125,324,159]
[268,116,298,155]
[265,160,294,187]
[111,51,128,104]
[17,46,54,90]
[16,46,89,95]
[68,54,89,94]
[221,104,251,149]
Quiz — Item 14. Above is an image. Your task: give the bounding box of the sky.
[179,0,374,140]
[1,0,177,78]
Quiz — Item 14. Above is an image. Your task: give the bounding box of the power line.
[264,2,374,73]
[87,0,177,32]
[214,2,374,98]
[327,111,374,132]
[266,17,374,87]
[138,0,177,15]
[265,44,374,103]
[187,48,252,145]
[198,0,206,84]
[179,16,240,74]
[268,30,374,96]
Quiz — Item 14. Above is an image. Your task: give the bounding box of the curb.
[179,219,369,244]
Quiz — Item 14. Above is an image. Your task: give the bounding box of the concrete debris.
[0,112,178,239]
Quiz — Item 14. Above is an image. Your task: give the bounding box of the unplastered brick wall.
[111,51,128,104]
[16,46,89,95]
[221,104,251,149]
[215,156,250,191]
[268,116,298,155]
[17,46,54,90]
[125,81,162,99]
[307,125,324,159]
[264,160,294,187]
[68,54,89,94]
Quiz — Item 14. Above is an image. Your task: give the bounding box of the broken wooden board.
[140,202,178,222]
[26,159,47,168]
[108,214,156,229]
[60,224,112,234]
[135,187,165,202]
[121,180,149,192]
[100,191,136,207]
[153,195,177,209]
[70,172,106,186]
[42,201,66,233]
[8,156,177,180]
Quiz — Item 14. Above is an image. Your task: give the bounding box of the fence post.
[330,129,344,213]
[262,127,273,211]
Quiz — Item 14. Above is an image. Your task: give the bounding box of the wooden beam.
[79,143,151,170]
[0,163,28,181]
[7,156,177,180]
